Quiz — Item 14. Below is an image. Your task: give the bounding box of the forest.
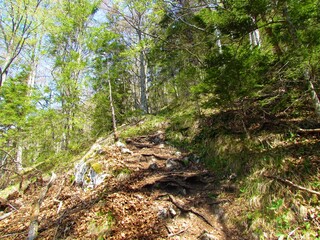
[1,0,320,239]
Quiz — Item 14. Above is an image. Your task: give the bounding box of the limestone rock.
[166,159,181,170]
[199,231,217,240]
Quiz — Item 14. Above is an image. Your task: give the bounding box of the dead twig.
[297,127,320,133]
[168,226,189,238]
[264,175,320,196]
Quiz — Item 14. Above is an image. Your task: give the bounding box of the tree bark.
[16,144,23,172]
[305,70,320,118]
[107,72,118,142]
[138,30,149,114]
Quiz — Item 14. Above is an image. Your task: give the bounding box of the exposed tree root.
[141,153,170,160]
[167,194,213,227]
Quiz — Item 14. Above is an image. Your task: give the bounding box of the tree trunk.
[107,72,118,142]
[0,69,7,87]
[261,15,282,56]
[215,28,222,54]
[305,70,320,118]
[138,30,148,114]
[16,144,23,172]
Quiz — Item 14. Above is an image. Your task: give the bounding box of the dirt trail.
[0,132,240,239]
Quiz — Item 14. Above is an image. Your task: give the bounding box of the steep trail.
[0,132,241,239]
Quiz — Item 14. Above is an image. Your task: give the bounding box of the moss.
[90,162,103,174]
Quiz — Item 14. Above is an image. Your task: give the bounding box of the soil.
[0,133,244,240]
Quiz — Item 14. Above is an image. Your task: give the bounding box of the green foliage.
[120,115,167,139]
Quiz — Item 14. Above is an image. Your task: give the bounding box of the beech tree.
[47,0,99,150]
[103,0,158,113]
[0,0,43,87]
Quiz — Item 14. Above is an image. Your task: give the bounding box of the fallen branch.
[0,211,15,221]
[53,199,63,214]
[27,172,56,240]
[264,175,320,196]
[297,127,320,133]
[168,225,189,238]
[167,194,213,227]
[53,178,65,213]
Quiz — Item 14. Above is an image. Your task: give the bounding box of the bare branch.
[264,175,320,197]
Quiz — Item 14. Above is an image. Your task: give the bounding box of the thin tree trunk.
[0,69,7,87]
[215,28,222,54]
[107,66,118,142]
[138,30,148,114]
[305,70,320,118]
[16,144,23,172]
[261,15,282,56]
[249,16,261,47]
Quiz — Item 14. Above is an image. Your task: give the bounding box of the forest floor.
[0,132,244,240]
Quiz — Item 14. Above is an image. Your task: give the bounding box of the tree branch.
[264,175,320,197]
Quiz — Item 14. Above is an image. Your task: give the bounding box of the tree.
[47,0,99,150]
[0,0,43,87]
[103,0,159,113]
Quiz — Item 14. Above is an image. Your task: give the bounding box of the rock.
[121,147,133,154]
[299,205,308,220]
[74,160,108,188]
[169,207,177,217]
[115,141,126,148]
[166,159,181,170]
[199,231,217,240]
[175,151,182,157]
[158,207,169,219]
[74,160,89,185]
[148,163,158,170]
[158,143,165,148]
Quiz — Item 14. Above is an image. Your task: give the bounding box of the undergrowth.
[191,99,320,239]
[145,96,320,239]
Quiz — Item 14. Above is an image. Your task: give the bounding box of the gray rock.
[166,159,181,170]
[175,151,182,157]
[158,207,169,219]
[121,147,133,154]
[148,163,158,170]
[199,231,217,240]
[169,207,177,217]
[115,141,126,148]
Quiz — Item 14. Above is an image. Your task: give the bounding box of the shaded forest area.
[1,0,320,239]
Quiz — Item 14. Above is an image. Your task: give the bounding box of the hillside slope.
[0,131,240,240]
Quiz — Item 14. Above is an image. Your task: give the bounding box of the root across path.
[0,133,240,240]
